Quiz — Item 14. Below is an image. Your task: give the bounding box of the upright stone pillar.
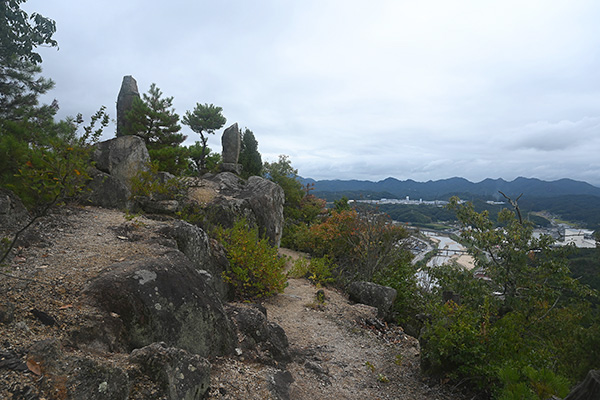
[221,123,242,174]
[116,75,140,137]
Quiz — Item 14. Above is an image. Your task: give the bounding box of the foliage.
[288,256,336,286]
[215,218,287,299]
[301,206,410,282]
[182,103,226,172]
[333,196,351,212]
[7,107,108,210]
[1,108,109,267]
[239,128,262,179]
[121,83,187,174]
[0,0,57,119]
[129,161,188,201]
[185,142,221,174]
[373,254,419,325]
[263,155,304,215]
[419,196,599,398]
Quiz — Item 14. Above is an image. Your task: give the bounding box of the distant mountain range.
[300,177,600,200]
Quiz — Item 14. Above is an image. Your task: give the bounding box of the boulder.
[347,281,397,321]
[226,303,290,365]
[116,75,140,137]
[0,188,29,231]
[164,220,233,299]
[82,168,131,209]
[92,135,149,190]
[243,176,285,247]
[187,172,284,247]
[27,339,129,400]
[564,370,600,400]
[83,250,236,357]
[130,342,211,400]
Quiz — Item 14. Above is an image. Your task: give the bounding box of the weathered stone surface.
[221,123,241,164]
[163,220,233,299]
[130,342,211,400]
[83,250,236,357]
[226,303,290,365]
[187,172,284,247]
[116,75,140,137]
[564,370,600,400]
[68,311,125,353]
[0,188,29,231]
[82,168,131,209]
[243,176,285,247]
[347,281,397,321]
[92,135,149,191]
[28,339,129,400]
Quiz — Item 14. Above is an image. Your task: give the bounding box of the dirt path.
[208,249,462,400]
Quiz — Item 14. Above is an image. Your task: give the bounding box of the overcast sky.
[24,0,600,186]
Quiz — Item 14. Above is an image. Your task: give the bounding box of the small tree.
[263,155,304,215]
[182,103,226,172]
[239,128,262,178]
[186,142,221,174]
[123,84,187,174]
[0,0,57,119]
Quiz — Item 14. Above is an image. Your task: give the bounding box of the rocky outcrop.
[27,339,129,400]
[187,172,284,247]
[0,188,29,231]
[84,135,150,209]
[116,75,140,137]
[226,303,290,365]
[93,135,149,190]
[221,123,241,174]
[163,220,233,299]
[129,342,211,400]
[83,250,236,357]
[347,281,397,321]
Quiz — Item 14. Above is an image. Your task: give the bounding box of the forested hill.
[301,176,600,200]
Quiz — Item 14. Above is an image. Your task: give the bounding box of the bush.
[288,256,336,286]
[129,161,188,200]
[216,218,287,299]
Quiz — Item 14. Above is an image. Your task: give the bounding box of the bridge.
[435,248,469,256]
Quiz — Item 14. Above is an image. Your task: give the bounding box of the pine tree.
[239,128,262,178]
[123,84,188,174]
[182,103,226,173]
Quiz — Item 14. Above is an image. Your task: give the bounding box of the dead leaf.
[27,359,42,376]
[37,265,49,269]
[59,304,73,310]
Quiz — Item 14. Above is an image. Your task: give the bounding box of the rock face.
[221,123,242,174]
[164,220,233,299]
[347,281,397,321]
[85,135,150,209]
[0,188,29,231]
[564,370,600,400]
[226,303,290,365]
[28,339,129,400]
[83,250,236,358]
[187,172,284,247]
[130,342,211,400]
[116,75,140,137]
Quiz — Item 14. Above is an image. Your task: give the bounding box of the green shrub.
[130,161,188,200]
[288,256,335,286]
[216,218,287,299]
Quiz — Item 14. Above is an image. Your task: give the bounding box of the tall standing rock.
[221,123,242,174]
[116,75,140,137]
